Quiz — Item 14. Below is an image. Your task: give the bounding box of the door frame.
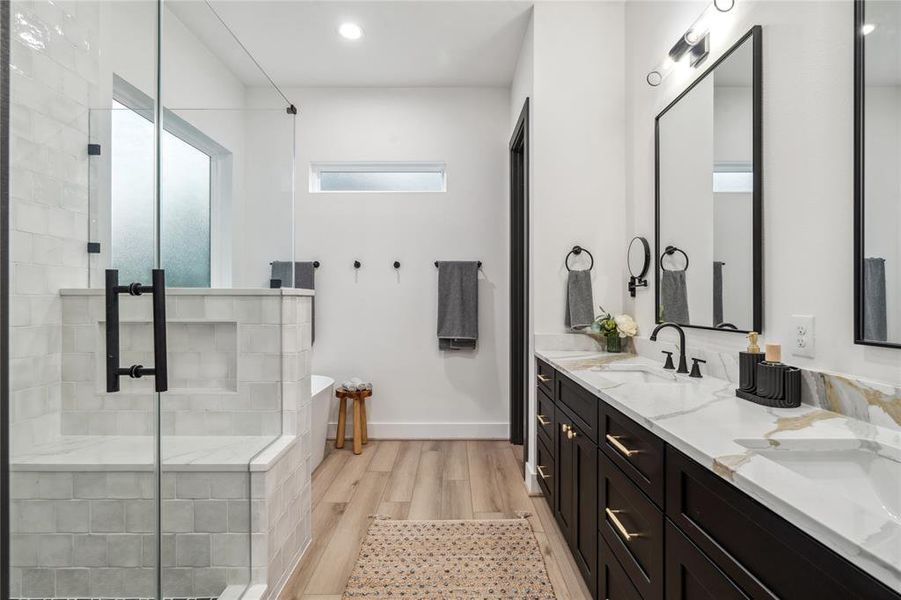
[1,2,11,596]
[509,98,529,453]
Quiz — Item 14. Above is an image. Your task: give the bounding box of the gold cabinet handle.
[537,465,551,480]
[561,423,569,434]
[606,434,638,457]
[605,508,640,541]
[537,374,551,383]
[567,428,577,440]
[537,414,550,426]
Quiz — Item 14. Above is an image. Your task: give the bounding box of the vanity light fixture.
[862,23,876,35]
[647,0,735,86]
[338,22,364,40]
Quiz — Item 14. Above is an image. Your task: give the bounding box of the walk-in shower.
[5,2,311,598]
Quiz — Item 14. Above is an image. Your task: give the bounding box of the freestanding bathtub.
[311,374,335,471]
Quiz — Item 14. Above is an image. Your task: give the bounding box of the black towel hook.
[313,261,320,268]
[354,260,361,269]
[393,261,401,269]
[565,245,594,272]
[660,245,689,271]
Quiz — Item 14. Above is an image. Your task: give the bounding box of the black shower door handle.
[105,269,168,393]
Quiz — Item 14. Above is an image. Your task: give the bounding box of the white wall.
[247,86,512,438]
[624,1,901,386]
[519,1,626,487]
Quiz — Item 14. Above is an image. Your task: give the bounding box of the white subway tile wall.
[9,0,99,455]
[59,293,289,436]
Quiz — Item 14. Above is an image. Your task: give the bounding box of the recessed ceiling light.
[339,22,363,40]
[862,23,876,36]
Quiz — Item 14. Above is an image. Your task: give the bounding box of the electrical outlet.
[791,315,815,358]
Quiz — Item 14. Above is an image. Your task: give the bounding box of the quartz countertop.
[535,349,901,593]
[11,435,293,472]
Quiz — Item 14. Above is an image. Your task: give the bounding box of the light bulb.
[338,22,364,40]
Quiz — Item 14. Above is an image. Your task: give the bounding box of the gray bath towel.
[565,269,594,330]
[437,261,479,350]
[713,261,724,326]
[660,269,690,324]
[271,261,317,343]
[863,257,887,342]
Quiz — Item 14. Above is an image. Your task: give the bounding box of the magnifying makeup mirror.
[628,236,651,297]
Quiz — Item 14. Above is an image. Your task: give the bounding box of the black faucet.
[650,322,689,374]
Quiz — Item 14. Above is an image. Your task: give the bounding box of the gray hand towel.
[863,257,887,342]
[270,261,293,287]
[271,261,317,344]
[437,261,479,351]
[660,269,690,324]
[565,269,594,330]
[713,261,724,326]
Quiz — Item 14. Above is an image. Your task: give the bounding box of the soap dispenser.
[738,332,764,393]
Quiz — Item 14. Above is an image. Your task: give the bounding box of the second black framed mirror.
[655,25,763,334]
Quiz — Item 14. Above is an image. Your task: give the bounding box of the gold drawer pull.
[605,508,640,542]
[606,434,638,457]
[537,374,551,383]
[567,428,577,440]
[537,465,551,480]
[561,423,569,433]
[537,414,550,426]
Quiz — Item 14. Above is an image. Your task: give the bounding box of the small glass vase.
[606,333,622,353]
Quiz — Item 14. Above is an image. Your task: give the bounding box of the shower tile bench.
[8,289,315,600]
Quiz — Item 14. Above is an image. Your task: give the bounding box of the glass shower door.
[8,1,163,599]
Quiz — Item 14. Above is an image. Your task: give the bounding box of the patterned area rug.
[343,518,557,599]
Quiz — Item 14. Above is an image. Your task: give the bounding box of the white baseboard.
[327,421,509,440]
[524,460,540,496]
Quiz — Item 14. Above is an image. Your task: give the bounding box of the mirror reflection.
[858,1,901,347]
[656,28,761,332]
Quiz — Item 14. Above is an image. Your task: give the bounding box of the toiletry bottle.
[738,332,764,392]
[757,343,786,399]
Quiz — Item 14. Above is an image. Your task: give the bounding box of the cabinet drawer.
[665,520,747,600]
[536,388,556,451]
[537,359,555,396]
[666,446,901,600]
[599,450,663,600]
[536,436,554,501]
[598,536,642,600]
[601,403,664,506]
[556,374,598,443]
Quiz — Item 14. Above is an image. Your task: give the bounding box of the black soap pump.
[738,331,764,393]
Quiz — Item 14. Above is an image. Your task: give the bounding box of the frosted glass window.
[111,101,155,285]
[110,100,211,287]
[312,162,446,192]
[713,171,753,193]
[161,129,211,287]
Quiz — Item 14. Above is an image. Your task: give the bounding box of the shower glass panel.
[9,1,162,599]
[9,0,296,599]
[160,2,296,599]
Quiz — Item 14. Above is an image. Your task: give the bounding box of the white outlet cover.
[791,314,815,358]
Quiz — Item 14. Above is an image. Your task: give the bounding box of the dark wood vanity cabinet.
[554,401,598,597]
[534,359,901,600]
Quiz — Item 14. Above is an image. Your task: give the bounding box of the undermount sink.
[735,438,901,522]
[591,364,681,384]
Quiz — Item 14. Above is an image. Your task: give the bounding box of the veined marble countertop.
[535,349,901,593]
[11,434,293,472]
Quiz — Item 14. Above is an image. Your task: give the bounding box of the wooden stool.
[335,388,371,455]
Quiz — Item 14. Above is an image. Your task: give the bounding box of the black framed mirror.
[655,26,763,333]
[628,236,650,297]
[855,0,901,349]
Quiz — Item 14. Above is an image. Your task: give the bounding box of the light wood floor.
[279,440,592,600]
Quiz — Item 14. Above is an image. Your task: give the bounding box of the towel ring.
[660,246,689,271]
[565,246,594,272]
